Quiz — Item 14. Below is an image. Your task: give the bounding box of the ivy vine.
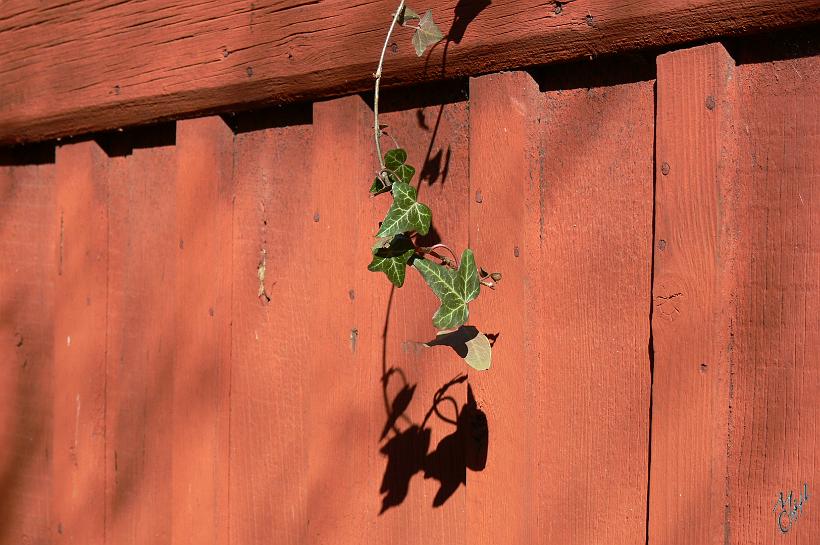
[368,2,498,370]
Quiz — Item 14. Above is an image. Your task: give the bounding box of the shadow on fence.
[378,287,489,515]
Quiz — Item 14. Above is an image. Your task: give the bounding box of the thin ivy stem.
[417,243,459,268]
[374,0,406,171]
[427,244,458,265]
[384,131,401,150]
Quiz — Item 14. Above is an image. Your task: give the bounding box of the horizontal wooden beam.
[1,0,818,145]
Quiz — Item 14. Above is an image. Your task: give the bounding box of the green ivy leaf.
[384,148,416,184]
[385,148,407,166]
[392,164,415,185]
[399,5,420,25]
[370,175,390,196]
[370,147,415,196]
[368,234,415,287]
[372,235,394,253]
[414,249,480,330]
[411,10,444,57]
[375,182,432,238]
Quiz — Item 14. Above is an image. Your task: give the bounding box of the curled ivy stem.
[427,243,457,260]
[373,0,406,171]
[428,251,453,268]
[418,243,459,268]
[383,131,401,150]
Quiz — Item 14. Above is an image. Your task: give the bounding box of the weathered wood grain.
[648,43,737,545]
[104,128,176,545]
[52,140,109,545]
[466,71,543,544]
[0,27,817,545]
[304,95,379,544]
[172,117,233,545]
[1,0,818,145]
[536,79,654,544]
[0,155,55,545]
[466,69,654,544]
[728,54,819,544]
[229,113,312,545]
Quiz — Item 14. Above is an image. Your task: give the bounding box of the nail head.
[705,95,716,110]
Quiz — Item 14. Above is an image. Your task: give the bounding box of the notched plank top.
[0,0,818,144]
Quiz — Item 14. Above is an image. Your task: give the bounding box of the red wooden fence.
[1,6,818,545]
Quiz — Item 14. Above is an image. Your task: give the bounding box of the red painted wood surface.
[728,52,819,544]
[0,37,818,545]
[649,43,737,545]
[536,78,654,544]
[229,112,312,545]
[0,152,55,545]
[104,128,176,545]
[466,69,654,545]
[375,85,470,545]
[648,42,820,545]
[467,71,544,544]
[1,0,819,144]
[52,140,109,545]
[303,95,378,544]
[172,117,233,545]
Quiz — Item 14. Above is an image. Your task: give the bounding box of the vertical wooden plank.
[304,95,380,544]
[172,117,233,545]
[649,43,737,545]
[0,153,55,545]
[104,130,176,545]
[467,71,542,544]
[537,81,654,544]
[728,55,819,544]
[52,140,109,544]
[374,88,470,545]
[469,70,653,545]
[229,115,312,545]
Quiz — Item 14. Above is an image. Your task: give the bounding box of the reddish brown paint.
[466,71,544,544]
[1,0,819,144]
[649,43,737,545]
[172,117,233,545]
[298,92,475,545]
[728,54,819,544]
[537,79,654,544]
[465,70,655,545]
[0,39,818,545]
[104,132,176,545]
[229,116,312,545]
[52,140,109,545]
[304,95,378,544]
[648,42,820,545]
[0,155,55,544]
